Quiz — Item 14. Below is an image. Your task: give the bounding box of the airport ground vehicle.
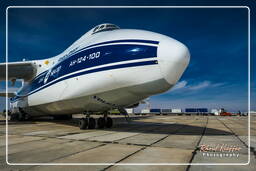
[219,108,233,116]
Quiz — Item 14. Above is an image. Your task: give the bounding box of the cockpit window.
[93,26,99,32]
[92,24,120,34]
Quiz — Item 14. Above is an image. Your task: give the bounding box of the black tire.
[79,118,88,130]
[67,115,72,120]
[97,117,105,129]
[10,113,18,121]
[17,113,25,121]
[24,114,31,121]
[105,117,113,128]
[88,117,96,129]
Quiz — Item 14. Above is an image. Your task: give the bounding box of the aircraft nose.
[157,38,190,85]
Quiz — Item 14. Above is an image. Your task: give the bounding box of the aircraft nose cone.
[157,38,190,85]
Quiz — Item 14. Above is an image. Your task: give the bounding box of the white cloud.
[171,80,187,91]
[188,81,210,90]
[211,82,226,87]
[171,80,225,92]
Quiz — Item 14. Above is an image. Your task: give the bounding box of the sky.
[0,0,255,113]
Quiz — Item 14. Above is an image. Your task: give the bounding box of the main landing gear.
[97,116,113,129]
[10,108,31,121]
[79,112,113,130]
[79,117,96,129]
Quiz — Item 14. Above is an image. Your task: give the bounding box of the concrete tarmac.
[0,114,255,171]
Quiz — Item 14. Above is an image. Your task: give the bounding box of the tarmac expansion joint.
[186,117,208,171]
[216,117,255,160]
[104,118,198,170]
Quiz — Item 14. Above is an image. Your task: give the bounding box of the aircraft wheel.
[97,117,105,129]
[24,114,31,121]
[10,113,18,121]
[105,117,113,128]
[79,118,88,130]
[17,113,25,121]
[67,115,72,120]
[88,117,96,129]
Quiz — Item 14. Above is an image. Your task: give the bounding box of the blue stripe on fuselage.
[33,39,159,81]
[15,42,158,98]
[80,39,159,51]
[12,60,158,102]
[60,39,159,61]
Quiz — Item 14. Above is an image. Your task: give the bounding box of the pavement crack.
[104,119,198,170]
[24,143,106,170]
[103,146,147,171]
[217,117,249,148]
[216,117,255,159]
[186,117,208,171]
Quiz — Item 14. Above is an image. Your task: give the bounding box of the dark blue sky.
[0,0,255,112]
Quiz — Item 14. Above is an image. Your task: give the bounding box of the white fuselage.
[10,28,190,116]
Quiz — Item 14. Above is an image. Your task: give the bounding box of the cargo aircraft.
[0,23,190,129]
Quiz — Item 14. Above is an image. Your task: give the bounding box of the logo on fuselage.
[44,69,52,84]
[44,66,62,84]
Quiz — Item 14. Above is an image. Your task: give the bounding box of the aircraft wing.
[0,61,37,81]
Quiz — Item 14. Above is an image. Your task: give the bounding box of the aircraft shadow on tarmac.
[4,116,235,136]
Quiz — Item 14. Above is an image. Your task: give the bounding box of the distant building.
[161,109,172,114]
[150,109,161,114]
[185,108,208,114]
[171,109,182,113]
[143,108,183,115]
